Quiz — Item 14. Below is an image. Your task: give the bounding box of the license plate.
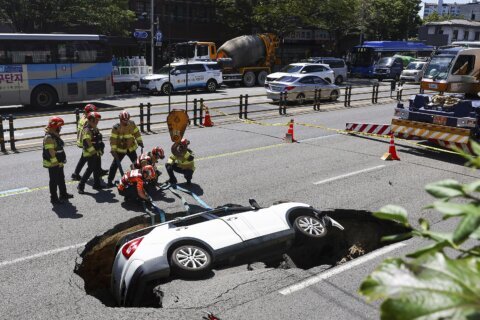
[429,83,438,89]
[433,115,447,125]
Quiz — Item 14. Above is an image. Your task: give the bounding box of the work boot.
[51,197,64,205]
[186,179,192,185]
[77,186,85,194]
[107,180,115,188]
[71,173,81,181]
[168,177,177,185]
[60,193,74,201]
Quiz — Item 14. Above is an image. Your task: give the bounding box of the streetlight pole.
[150,0,154,71]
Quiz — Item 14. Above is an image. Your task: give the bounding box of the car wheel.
[130,82,139,92]
[205,79,217,93]
[31,85,58,110]
[335,75,343,85]
[296,93,306,105]
[170,244,212,278]
[161,83,173,95]
[294,215,327,239]
[256,71,268,86]
[243,71,256,87]
[330,90,339,101]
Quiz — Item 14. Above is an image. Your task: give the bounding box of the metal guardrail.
[0,82,420,153]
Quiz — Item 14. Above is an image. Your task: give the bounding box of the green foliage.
[360,148,480,319]
[423,11,458,24]
[0,0,135,36]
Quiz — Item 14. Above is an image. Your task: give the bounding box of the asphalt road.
[1,88,476,319]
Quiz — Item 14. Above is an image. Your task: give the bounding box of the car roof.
[309,57,344,61]
[290,62,330,67]
[278,74,322,79]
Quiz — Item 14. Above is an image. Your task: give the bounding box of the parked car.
[139,61,223,95]
[373,57,404,81]
[400,61,427,83]
[265,63,335,86]
[111,200,344,307]
[304,57,348,84]
[266,74,340,104]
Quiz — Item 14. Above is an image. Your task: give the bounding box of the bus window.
[56,42,73,63]
[452,55,475,75]
[6,41,53,64]
[0,43,6,64]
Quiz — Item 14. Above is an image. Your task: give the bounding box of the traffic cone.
[202,104,213,127]
[285,119,296,143]
[381,133,400,160]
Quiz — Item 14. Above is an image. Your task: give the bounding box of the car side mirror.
[249,198,261,210]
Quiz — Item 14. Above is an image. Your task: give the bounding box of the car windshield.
[157,66,173,75]
[376,57,394,67]
[280,65,303,73]
[423,55,455,80]
[406,62,425,70]
[276,76,299,83]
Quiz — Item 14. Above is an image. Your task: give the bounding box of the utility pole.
[150,0,154,71]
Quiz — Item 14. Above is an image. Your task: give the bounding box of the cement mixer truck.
[174,34,279,87]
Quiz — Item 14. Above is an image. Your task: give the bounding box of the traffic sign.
[133,30,148,39]
[155,31,163,42]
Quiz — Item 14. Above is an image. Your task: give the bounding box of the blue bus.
[0,34,114,109]
[349,41,434,78]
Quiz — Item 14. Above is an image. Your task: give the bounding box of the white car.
[400,61,427,83]
[265,63,335,87]
[139,61,223,95]
[111,200,344,306]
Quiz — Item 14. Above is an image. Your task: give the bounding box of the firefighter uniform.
[117,167,155,202]
[165,149,195,184]
[107,120,143,185]
[78,116,105,193]
[72,115,88,180]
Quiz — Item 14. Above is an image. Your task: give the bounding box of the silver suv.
[305,57,348,84]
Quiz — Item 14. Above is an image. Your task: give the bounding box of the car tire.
[330,90,339,101]
[170,244,212,278]
[335,75,343,85]
[31,85,58,110]
[205,79,217,93]
[296,93,306,105]
[243,71,256,87]
[161,83,173,95]
[256,71,268,86]
[130,82,139,92]
[294,215,327,240]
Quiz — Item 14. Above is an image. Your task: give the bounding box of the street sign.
[133,30,149,39]
[155,31,163,42]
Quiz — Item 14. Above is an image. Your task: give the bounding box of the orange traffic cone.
[202,104,213,127]
[285,119,296,143]
[381,134,400,160]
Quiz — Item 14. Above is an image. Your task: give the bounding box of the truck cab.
[175,41,217,61]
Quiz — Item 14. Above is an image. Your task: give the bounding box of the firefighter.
[107,111,143,187]
[132,146,165,170]
[78,112,105,194]
[165,138,195,185]
[71,104,110,180]
[43,116,73,205]
[117,165,157,203]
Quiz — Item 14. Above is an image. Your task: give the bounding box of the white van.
[305,57,348,84]
[140,61,223,95]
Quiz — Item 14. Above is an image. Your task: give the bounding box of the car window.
[326,60,345,68]
[299,76,315,84]
[280,64,302,73]
[206,63,221,70]
[174,65,187,74]
[302,65,325,73]
[313,77,328,85]
[188,64,205,73]
[277,76,299,82]
[452,55,475,75]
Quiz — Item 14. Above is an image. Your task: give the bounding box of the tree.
[0,0,135,36]
[213,0,258,37]
[423,11,458,24]
[360,143,480,319]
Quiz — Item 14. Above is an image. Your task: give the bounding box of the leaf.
[359,253,480,320]
[406,241,448,258]
[425,180,464,199]
[453,213,480,245]
[470,140,480,157]
[471,227,480,240]
[420,230,454,245]
[418,218,430,231]
[463,180,480,193]
[381,232,412,243]
[374,205,409,226]
[433,202,476,219]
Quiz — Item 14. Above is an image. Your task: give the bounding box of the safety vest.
[117,169,145,194]
[43,130,66,168]
[76,116,87,148]
[82,125,104,157]
[110,121,142,154]
[167,150,195,171]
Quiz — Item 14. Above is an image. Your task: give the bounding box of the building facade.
[418,19,480,46]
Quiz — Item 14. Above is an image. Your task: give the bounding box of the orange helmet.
[142,165,156,181]
[119,111,130,121]
[48,116,65,129]
[87,112,101,121]
[180,138,190,146]
[151,147,165,159]
[84,104,97,114]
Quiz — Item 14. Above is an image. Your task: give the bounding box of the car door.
[297,76,316,99]
[172,65,187,90]
[313,76,333,99]
[188,64,206,89]
[236,207,290,238]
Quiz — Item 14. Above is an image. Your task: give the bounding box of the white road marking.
[0,242,87,268]
[299,134,339,142]
[279,242,406,295]
[0,187,31,197]
[313,165,386,185]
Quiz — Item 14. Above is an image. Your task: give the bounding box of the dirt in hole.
[74,208,410,308]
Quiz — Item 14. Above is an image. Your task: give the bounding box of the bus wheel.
[31,85,58,109]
